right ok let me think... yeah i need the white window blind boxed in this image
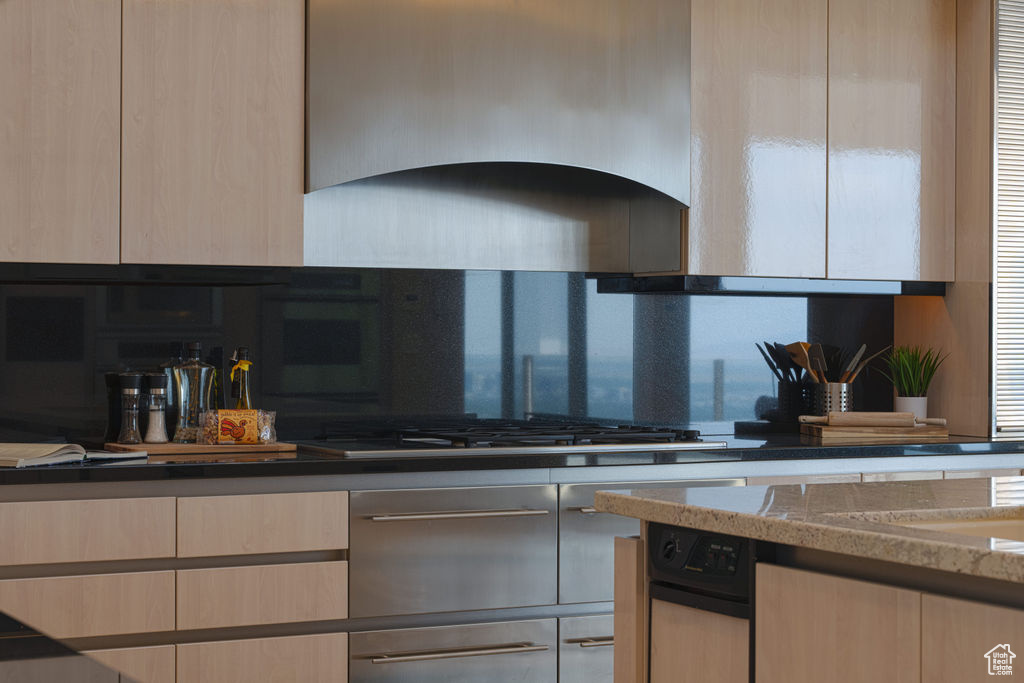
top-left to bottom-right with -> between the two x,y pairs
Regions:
995,0 -> 1024,432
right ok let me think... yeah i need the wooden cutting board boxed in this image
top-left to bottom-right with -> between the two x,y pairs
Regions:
104,442 -> 297,455
800,423 -> 949,444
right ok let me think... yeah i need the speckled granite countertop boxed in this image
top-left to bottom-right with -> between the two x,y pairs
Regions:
595,477 -> 1024,583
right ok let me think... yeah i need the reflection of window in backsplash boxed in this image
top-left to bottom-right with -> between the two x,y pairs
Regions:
0,267 -> 894,442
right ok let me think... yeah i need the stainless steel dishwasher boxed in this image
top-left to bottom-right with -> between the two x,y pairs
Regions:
349,485 -> 558,617
559,478 -> 745,603
349,618 -> 557,682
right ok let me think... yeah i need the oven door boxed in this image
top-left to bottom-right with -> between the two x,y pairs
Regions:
349,485 -> 557,617
350,618 -> 557,683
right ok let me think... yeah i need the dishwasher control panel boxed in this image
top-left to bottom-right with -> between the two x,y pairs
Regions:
648,522 -> 753,601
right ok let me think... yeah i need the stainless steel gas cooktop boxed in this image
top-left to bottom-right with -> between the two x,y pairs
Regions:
301,418 -> 729,459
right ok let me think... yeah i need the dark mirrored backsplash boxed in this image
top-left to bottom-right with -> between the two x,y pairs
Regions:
0,267 -> 894,442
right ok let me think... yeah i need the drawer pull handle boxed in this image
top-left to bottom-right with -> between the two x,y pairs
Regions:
574,637 -> 615,648
370,508 -> 550,522
572,506 -> 600,514
370,642 -> 549,663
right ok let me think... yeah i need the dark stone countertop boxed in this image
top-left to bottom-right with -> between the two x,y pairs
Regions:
0,433 -> 1021,485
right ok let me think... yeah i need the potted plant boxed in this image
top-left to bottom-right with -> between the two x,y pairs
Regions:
882,346 -> 948,419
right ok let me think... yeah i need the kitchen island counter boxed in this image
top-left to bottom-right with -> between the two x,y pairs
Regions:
595,477 -> 1024,583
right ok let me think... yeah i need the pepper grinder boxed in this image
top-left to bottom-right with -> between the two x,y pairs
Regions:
117,373 -> 144,445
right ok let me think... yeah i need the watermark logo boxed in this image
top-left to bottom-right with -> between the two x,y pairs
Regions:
985,644 -> 1016,676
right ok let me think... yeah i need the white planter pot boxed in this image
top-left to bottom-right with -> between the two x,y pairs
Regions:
894,396 -> 928,421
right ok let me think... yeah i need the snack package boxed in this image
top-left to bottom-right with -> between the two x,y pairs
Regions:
199,409 -> 277,445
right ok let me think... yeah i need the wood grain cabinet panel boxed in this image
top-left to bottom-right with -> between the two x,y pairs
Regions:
650,599 -> 748,683
922,594 -> 1024,682
613,536 -> 645,683
176,632 -> 348,683
755,564 -> 921,683
176,561 -> 348,630
121,0 -> 304,266
827,0 -> 955,280
0,497 -> 175,566
687,0 -> 827,277
85,645 -> 176,683
177,491 -> 348,557
0,0 -> 120,264
0,571 -> 175,638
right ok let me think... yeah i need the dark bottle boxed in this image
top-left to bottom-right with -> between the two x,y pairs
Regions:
230,347 -> 253,409
117,373 -> 144,445
207,345 -> 225,411
172,342 -> 214,443
104,372 -> 122,443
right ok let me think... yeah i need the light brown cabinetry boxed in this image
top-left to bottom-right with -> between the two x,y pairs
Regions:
177,491 -> 348,557
687,0 -> 827,277
0,0 -> 121,264
922,594 -> 1024,682
827,0 -> 955,280
680,0 -> 954,281
0,571 -> 176,639
0,491 -> 350,682
176,632 -> 348,683
613,536 -> 646,683
755,563 -> 921,683
120,0 -> 304,266
650,599 -> 748,683
85,645 -> 176,683
176,560 -> 348,630
0,497 -> 175,565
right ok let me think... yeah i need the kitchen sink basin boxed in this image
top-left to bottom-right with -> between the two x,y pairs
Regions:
890,515 -> 1024,543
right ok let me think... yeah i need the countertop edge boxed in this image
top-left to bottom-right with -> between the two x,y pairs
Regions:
593,490 -> 1024,584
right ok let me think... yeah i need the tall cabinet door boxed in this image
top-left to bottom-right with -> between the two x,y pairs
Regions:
121,0 -> 304,266
827,0 -> 955,280
687,0 -> 827,277
0,0 -> 120,264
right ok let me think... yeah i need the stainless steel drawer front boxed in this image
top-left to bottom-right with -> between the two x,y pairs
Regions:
351,618 -> 557,683
350,485 -> 557,617
558,479 -> 744,604
560,614 -> 614,683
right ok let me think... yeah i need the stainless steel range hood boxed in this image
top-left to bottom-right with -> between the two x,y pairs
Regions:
305,0 -> 691,273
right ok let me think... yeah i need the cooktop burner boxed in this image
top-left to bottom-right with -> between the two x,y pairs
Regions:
395,424 -> 702,449
307,417 -> 727,458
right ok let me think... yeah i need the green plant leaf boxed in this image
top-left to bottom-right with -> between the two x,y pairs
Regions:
881,346 -> 948,397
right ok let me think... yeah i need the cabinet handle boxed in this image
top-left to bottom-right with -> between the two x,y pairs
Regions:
571,506 -> 600,514
370,642 -> 549,663
573,637 -> 615,648
369,508 -> 550,522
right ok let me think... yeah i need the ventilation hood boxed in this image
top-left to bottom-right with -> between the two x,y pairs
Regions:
305,0 -> 691,273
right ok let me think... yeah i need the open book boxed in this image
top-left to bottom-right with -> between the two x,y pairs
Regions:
0,443 -> 147,468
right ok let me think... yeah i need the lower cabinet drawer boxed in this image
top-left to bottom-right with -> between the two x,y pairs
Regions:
176,561 -> 348,629
176,632 -> 348,683
349,618 -> 557,683
0,571 -> 175,638
84,645 -> 175,683
559,614 -> 614,683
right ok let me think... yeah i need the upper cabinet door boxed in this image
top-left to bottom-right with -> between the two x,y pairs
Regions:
0,0 -> 120,264
121,0 -> 304,266
828,0 -> 955,281
687,0 -> 827,277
